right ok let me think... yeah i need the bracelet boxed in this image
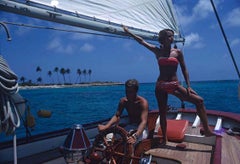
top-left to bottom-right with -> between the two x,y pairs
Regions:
132,133 -> 138,140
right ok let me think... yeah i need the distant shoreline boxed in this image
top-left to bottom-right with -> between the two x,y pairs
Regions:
19,82 -> 123,90
18,79 -> 238,90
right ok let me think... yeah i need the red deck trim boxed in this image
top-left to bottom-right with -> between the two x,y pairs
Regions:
213,136 -> 222,164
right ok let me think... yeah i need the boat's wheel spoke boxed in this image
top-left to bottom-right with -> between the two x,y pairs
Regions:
88,126 -> 133,163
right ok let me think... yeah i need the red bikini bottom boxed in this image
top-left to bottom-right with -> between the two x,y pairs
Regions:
156,81 -> 179,93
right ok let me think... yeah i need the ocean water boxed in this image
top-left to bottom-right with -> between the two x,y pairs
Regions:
1,80 -> 239,142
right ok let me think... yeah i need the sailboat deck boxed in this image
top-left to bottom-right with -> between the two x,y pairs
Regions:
221,132 -> 240,164
145,126 -> 213,164
146,141 -> 213,164
13,125 -> 240,164
146,126 -> 240,164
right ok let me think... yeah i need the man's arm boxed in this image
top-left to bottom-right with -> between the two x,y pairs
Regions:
98,115 -> 119,131
98,98 -> 125,131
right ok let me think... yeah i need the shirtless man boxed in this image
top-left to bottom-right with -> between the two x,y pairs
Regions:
98,79 -> 149,144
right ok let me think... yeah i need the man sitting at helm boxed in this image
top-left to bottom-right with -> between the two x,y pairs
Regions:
98,79 -> 149,144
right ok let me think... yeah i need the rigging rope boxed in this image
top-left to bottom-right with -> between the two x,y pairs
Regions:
210,0 -> 240,100
210,0 -> 240,79
3,21 -> 128,39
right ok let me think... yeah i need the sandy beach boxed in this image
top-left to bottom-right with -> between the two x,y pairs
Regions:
19,82 -> 123,90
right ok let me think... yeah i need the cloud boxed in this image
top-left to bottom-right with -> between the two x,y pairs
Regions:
80,43 -> 94,52
225,7 -> 240,27
192,0 -> 213,19
46,28 -> 94,54
174,5 -> 194,28
47,37 -> 74,54
231,38 -> 240,47
48,38 -> 61,50
175,0 -> 215,28
174,0 -> 222,49
185,33 -> 200,45
184,33 -> 204,48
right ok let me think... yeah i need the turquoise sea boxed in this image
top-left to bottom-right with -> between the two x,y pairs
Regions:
1,80 -> 240,142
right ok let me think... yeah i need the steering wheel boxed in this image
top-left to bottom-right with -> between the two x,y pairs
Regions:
88,125 -> 135,164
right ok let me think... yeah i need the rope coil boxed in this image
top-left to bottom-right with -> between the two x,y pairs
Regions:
0,55 -> 21,135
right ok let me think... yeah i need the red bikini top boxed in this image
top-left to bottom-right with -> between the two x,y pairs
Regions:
158,57 -> 179,66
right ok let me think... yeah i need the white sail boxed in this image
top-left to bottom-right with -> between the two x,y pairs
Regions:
0,0 -> 184,42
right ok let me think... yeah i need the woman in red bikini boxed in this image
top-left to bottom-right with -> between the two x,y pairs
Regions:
123,26 -> 215,145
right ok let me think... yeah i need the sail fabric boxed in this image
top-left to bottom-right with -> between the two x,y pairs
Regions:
29,0 -> 181,40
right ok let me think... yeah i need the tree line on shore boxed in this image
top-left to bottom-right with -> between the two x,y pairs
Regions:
19,66 -> 92,86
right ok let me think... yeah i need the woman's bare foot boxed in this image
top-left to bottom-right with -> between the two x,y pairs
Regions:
152,138 -> 168,148
200,128 -> 222,137
152,141 -> 167,148
204,131 -> 216,137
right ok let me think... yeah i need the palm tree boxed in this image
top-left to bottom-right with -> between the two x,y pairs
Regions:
60,68 -> 66,84
28,80 -> 32,85
36,66 -> 42,83
37,77 -> 42,85
65,68 -> 71,84
48,70 -> 54,84
88,69 -> 92,82
83,69 -> 87,83
76,69 -> 82,84
54,67 -> 60,84
36,66 -> 42,73
20,76 -> 26,84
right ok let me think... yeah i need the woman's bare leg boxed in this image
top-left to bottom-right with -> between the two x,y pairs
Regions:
194,100 -> 214,136
155,89 -> 168,144
173,86 -> 215,136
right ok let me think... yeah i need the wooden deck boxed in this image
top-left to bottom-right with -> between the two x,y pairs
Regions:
146,141 -> 213,164
221,133 -> 240,164
146,125 -> 240,164
145,126 -> 214,164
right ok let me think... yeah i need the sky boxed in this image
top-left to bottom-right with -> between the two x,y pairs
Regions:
0,0 -> 240,84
